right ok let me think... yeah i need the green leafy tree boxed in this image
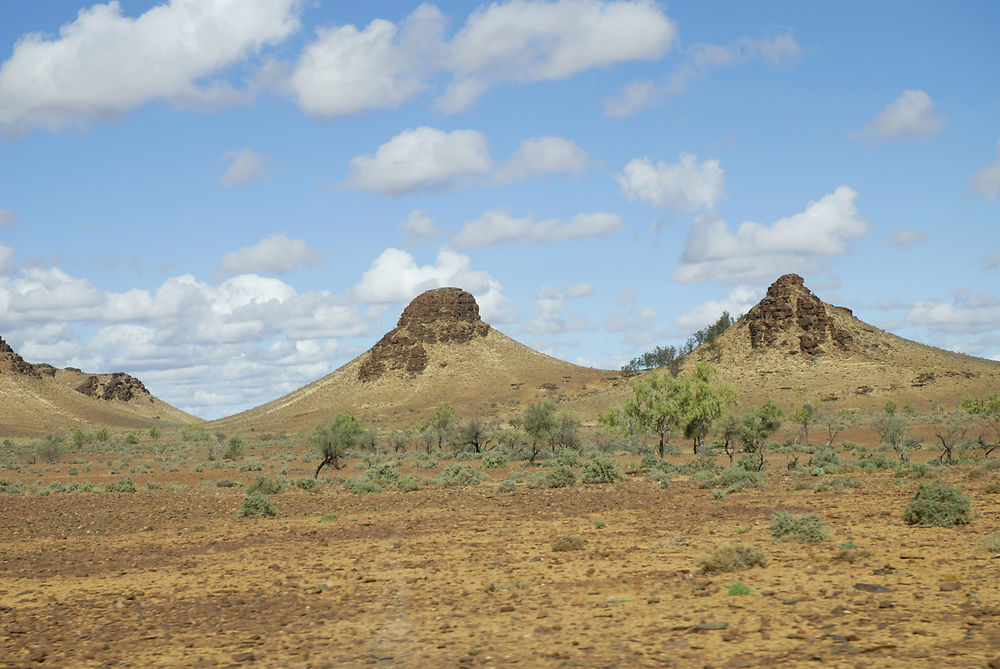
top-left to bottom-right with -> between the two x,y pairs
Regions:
622,312 -> 737,374
523,401 -> 557,465
962,390 -> 1000,457
70,427 -> 85,452
148,426 -> 161,440
95,427 -> 110,443
790,402 -> 818,445
736,399 -> 784,471
181,423 -> 208,443
600,372 -> 684,459
459,416 -> 493,453
680,362 -> 738,454
389,429 -> 411,454
312,413 -> 364,478
421,403 -> 456,450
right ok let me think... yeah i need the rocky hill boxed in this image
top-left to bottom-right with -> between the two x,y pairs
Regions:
0,335 -> 197,436
682,274 -> 1000,410
215,287 -> 618,433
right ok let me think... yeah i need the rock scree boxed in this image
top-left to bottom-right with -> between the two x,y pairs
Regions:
744,274 -> 857,356
358,287 -> 491,382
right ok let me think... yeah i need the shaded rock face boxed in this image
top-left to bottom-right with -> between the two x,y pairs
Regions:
75,372 -> 151,402
745,274 -> 856,356
0,336 -> 41,377
359,287 -> 490,382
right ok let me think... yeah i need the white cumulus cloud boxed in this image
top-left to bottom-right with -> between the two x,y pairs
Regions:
604,32 -> 800,117
288,4 -> 446,118
850,89 -> 945,142
454,209 -> 623,248
342,126 -> 493,195
906,290 -> 1000,335
615,154 -> 725,211
673,286 -> 760,332
220,148 -> 267,187
0,0 -> 302,134
216,233 -> 323,278
439,0 -> 677,113
494,136 -> 588,184
0,243 -> 18,276
970,139 -> 1000,200
400,210 -> 444,247
525,284 -> 592,334
673,186 -> 869,283
349,247 -> 511,322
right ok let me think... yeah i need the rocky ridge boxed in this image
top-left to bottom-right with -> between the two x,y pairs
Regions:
743,274 -> 857,356
358,287 -> 491,382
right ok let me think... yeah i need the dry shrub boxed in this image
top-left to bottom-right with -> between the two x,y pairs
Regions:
697,542 -> 767,572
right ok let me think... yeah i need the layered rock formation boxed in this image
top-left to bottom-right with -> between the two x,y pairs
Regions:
744,274 -> 857,356
358,287 -> 491,382
75,372 -> 151,402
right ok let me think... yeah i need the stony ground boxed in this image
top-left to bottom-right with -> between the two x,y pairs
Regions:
2,451 -> 999,668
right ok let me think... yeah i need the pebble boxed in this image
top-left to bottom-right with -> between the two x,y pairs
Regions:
853,583 -> 890,593
938,582 -> 961,592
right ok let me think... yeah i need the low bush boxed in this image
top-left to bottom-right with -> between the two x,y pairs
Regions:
481,452 -> 508,469
105,478 -> 136,493
697,543 -> 766,572
581,457 -> 624,484
247,475 -> 289,496
555,449 -> 583,468
0,478 -> 26,494
808,446 -> 842,475
215,479 -> 240,488
438,464 -> 485,487
238,492 -> 276,518
396,475 -> 421,492
855,453 -> 892,471
544,463 -> 577,488
833,541 -> 871,563
727,582 -> 752,596
367,462 -> 400,483
551,534 -> 585,552
344,477 -> 383,494
496,479 -> 517,493
715,468 -> 763,489
770,511 -> 830,542
902,483 -> 972,527
295,478 -> 317,492
239,461 -> 264,472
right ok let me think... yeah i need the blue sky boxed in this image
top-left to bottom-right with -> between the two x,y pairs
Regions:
1,0 -> 998,420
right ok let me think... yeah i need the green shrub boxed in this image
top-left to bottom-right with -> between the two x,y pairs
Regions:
396,475 -> 421,492
344,477 -> 383,494
711,489 -> 725,500
727,583 -> 752,596
551,534 -> 585,551
105,478 -> 136,493
770,511 -> 830,542
897,461 -> 934,479
496,479 -> 517,493
716,468 -> 763,489
66,480 -> 97,492
223,436 -> 245,460
438,464 -> 485,487
240,461 -> 264,472
295,478 -> 317,492
581,457 -> 624,484
366,462 -> 400,483
544,463 -> 577,488
902,483 -> 972,527
855,453 -> 892,471
215,479 -> 240,488
238,492 -> 276,518
40,481 -> 67,495
481,452 -> 508,469
697,543 -> 767,572
556,449 -> 583,467
247,475 -> 289,496
808,446 -> 842,475
0,479 -> 26,494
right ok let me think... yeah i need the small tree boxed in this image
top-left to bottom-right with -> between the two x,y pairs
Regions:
736,399 -> 783,471
389,429 -> 411,454
522,401 -> 556,465
148,426 -> 161,440
680,362 -> 737,454
181,423 -> 208,443
95,427 -> 110,443
962,390 -> 1000,458
790,403 -> 817,446
459,417 -> 492,453
601,372 -> 683,459
931,410 -> 968,463
312,412 -> 364,478
821,408 -> 854,447
872,413 -> 912,465
421,403 -> 456,451
70,427 -> 85,452
553,409 -> 582,451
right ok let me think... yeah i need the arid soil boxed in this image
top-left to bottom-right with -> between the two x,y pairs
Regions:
2,449 -> 999,668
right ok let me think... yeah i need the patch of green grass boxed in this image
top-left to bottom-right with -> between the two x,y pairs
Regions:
726,582 -> 752,596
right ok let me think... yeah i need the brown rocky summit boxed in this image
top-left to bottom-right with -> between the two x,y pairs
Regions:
357,287 -> 491,382
744,273 -> 856,356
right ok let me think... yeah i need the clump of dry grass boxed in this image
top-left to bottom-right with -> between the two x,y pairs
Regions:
551,534 -> 585,552
697,542 -> 767,572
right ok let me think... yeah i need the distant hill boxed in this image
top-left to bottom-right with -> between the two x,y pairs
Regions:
680,274 -> 1000,411
0,336 -> 197,436
214,287 -> 618,433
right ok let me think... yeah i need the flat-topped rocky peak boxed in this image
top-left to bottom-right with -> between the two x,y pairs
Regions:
358,288 -> 491,382
744,274 -> 857,356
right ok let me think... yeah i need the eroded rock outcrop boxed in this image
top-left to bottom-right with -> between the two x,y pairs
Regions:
0,336 -> 41,377
358,287 -> 490,382
745,274 -> 856,356
75,372 -> 151,402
